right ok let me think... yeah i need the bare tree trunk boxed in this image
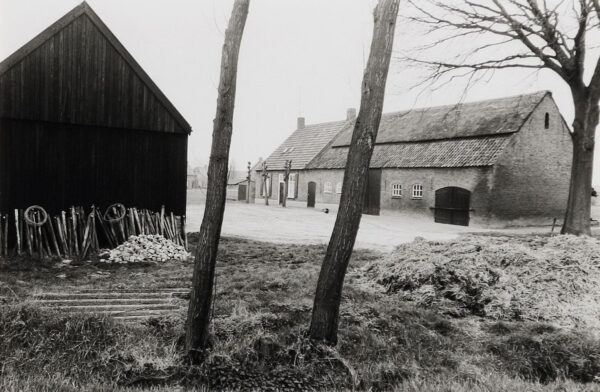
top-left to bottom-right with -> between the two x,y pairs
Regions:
264,177 -> 269,205
186,0 -> 249,364
309,0 -> 399,345
562,91 -> 599,235
282,178 -> 288,207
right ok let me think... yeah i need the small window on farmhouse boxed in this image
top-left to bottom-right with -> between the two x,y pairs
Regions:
335,182 -> 342,194
411,184 -> 423,199
544,112 -> 550,129
324,182 -> 333,193
288,174 -> 296,199
391,184 -> 402,198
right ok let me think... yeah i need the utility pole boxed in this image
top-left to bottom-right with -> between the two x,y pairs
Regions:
246,161 -> 251,203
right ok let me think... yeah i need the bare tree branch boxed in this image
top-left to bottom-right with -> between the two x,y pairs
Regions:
403,0 -> 600,235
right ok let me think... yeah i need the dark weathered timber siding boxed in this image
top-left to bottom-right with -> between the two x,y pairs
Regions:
0,4 -> 190,217
0,13 -> 187,133
0,119 -> 187,215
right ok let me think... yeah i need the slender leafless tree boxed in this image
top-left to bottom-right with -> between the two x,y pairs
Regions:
186,0 -> 249,363
261,161 -> 270,205
403,0 -> 600,235
281,160 -> 292,207
309,0 -> 400,345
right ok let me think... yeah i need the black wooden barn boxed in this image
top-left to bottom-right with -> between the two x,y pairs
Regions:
0,2 -> 191,216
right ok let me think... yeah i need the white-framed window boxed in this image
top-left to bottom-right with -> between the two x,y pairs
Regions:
278,173 -> 284,183
324,181 -> 333,193
288,173 -> 296,199
411,184 -> 423,199
391,184 -> 402,198
335,182 -> 342,194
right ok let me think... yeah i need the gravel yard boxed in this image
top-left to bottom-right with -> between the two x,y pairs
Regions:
186,189 -> 600,251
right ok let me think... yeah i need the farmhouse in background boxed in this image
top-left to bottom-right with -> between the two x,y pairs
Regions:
0,2 -> 191,215
256,91 -> 573,226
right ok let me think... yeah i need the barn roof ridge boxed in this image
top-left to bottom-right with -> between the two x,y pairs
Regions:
372,90 -> 550,121
330,90 -> 550,146
0,2 -> 192,133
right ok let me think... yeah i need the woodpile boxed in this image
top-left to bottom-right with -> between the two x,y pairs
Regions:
0,204 -> 187,260
103,234 -> 190,263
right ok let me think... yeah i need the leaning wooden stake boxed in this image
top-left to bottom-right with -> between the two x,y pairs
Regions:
55,217 -> 68,257
14,210 -> 21,256
0,215 -> 3,258
47,218 -> 61,258
309,0 -> 399,345
186,0 -> 249,364
3,215 -> 7,257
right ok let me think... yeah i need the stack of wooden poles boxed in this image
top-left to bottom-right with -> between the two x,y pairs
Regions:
3,205 -> 186,260
101,205 -> 187,249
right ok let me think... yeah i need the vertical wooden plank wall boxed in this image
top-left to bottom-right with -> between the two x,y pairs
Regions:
0,11 -> 190,217
0,119 -> 187,215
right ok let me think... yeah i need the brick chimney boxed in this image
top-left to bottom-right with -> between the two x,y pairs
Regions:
297,117 -> 305,129
346,108 -> 357,120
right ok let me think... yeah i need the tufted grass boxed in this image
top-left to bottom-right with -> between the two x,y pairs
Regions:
2,234 -> 600,390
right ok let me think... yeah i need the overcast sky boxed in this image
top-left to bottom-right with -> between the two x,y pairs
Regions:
1,0 -> 598,186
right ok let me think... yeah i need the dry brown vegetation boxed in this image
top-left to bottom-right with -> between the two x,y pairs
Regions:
2,234 -> 600,391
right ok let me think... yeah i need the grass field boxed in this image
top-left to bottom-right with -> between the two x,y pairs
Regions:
2,233 -> 600,391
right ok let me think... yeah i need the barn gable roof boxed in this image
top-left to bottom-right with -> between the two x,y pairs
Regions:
0,2 -> 191,134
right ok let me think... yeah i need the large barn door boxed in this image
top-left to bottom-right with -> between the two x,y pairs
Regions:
434,187 -> 470,226
363,169 -> 381,216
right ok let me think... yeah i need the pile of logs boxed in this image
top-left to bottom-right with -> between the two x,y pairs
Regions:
1,204 -> 186,260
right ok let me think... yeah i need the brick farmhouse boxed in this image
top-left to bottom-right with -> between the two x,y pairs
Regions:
255,91 -> 573,226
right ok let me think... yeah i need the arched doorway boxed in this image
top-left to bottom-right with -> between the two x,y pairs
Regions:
434,187 -> 471,226
307,181 -> 316,208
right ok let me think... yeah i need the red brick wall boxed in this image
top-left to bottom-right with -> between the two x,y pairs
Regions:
380,167 -> 493,222
487,95 -> 572,223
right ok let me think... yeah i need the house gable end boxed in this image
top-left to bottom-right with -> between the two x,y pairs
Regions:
487,94 -> 573,220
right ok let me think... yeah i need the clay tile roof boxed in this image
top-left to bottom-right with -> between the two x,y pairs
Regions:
263,120 -> 353,170
331,91 -> 549,146
266,91 -> 550,171
307,134 -> 514,169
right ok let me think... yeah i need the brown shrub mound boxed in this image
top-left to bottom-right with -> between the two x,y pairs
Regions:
364,235 -> 600,329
